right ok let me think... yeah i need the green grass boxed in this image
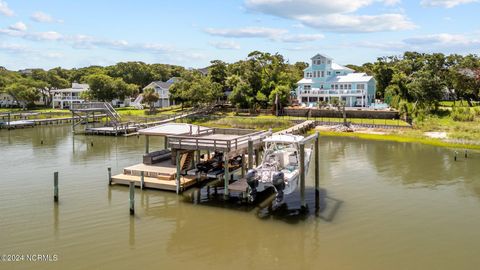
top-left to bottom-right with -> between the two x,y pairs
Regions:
319,130 -> 480,150
188,116 -> 292,132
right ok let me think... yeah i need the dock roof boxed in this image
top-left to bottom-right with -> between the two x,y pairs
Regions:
139,123 -> 210,136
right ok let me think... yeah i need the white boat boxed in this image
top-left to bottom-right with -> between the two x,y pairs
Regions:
246,134 -> 313,203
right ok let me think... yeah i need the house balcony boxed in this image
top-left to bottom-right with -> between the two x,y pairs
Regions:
299,89 -> 365,96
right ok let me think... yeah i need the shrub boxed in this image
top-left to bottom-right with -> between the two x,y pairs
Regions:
451,107 -> 475,121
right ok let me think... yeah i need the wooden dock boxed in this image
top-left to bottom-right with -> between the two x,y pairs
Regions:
111,161 -> 203,191
273,120 -> 315,135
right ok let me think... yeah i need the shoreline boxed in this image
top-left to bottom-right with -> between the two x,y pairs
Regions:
316,127 -> 480,150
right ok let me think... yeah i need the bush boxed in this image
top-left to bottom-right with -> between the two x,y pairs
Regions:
452,107 -> 475,121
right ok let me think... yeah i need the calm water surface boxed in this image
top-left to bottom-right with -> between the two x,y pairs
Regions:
1,125 -> 480,270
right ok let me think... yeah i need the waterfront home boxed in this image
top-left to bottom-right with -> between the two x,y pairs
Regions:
1,91 -> 47,108
51,83 -> 89,109
296,54 -> 376,107
143,78 -> 178,108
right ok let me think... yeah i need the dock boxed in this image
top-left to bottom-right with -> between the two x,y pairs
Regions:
110,123 -> 270,193
274,120 -> 315,135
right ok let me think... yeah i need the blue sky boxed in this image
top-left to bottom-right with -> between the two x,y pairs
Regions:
0,0 -> 479,70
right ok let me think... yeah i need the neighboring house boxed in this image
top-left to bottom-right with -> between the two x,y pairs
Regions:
0,92 -> 17,108
296,54 -> 376,107
0,91 -> 47,108
143,78 -> 178,108
51,83 -> 89,109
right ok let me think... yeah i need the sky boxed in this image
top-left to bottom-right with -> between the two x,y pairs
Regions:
0,0 -> 479,70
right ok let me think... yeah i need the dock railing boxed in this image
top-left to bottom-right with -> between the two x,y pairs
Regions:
168,130 -> 270,152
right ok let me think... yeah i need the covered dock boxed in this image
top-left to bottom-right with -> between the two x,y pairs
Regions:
111,123 -> 271,193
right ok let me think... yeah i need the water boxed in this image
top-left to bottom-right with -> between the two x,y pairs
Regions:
1,125 -> 480,270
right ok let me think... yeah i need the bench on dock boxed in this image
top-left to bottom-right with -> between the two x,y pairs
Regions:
143,149 -> 172,165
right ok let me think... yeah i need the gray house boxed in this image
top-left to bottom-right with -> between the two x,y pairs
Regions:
143,78 -> 178,108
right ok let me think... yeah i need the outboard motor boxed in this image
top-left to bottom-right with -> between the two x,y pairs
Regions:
246,169 -> 258,202
272,171 -> 285,202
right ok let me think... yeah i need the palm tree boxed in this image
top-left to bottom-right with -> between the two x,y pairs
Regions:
142,87 -> 159,114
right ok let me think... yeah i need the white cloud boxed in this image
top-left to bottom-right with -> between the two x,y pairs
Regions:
420,0 -> 478,8
403,33 -> 480,48
8,22 -> 27,32
244,0 -> 415,32
357,33 -> 480,53
279,33 -> 324,42
0,43 -> 30,53
299,13 -> 415,32
209,40 -> 241,50
30,11 -> 63,23
204,26 -> 325,43
0,0 -> 14,16
28,31 -> 63,41
205,27 -> 288,38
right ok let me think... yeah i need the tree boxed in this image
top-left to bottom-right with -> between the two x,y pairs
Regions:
86,74 -> 137,102
142,87 -> 159,114
30,69 -> 70,106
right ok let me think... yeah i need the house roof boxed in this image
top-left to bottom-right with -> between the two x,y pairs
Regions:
326,73 -> 374,83
331,62 -> 354,71
297,78 -> 313,84
311,53 -> 333,60
145,78 -> 178,90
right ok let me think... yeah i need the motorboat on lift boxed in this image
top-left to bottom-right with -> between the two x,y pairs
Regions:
246,134 -> 313,203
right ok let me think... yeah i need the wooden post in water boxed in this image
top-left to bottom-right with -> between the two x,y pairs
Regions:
129,181 -> 135,215
7,112 -> 10,127
224,153 -> 230,198
465,150 -> 468,158
54,172 -> 59,203
454,151 -> 458,161
140,171 -> 145,190
254,149 -> 259,167
314,132 -> 320,210
164,137 -> 168,149
145,135 -> 150,154
108,167 -> 112,185
248,139 -> 253,170
299,142 -> 306,209
176,151 -> 181,194
241,152 -> 245,178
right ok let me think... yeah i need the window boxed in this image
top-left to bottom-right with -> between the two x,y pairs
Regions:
340,85 -> 344,90
304,85 -> 311,90
348,84 -> 352,90
327,60 -> 331,64
336,71 -> 340,74
327,71 -> 331,75
320,84 -> 324,89
321,71 -> 324,77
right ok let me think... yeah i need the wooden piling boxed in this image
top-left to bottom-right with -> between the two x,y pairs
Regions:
140,171 -> 145,190
108,167 -> 112,185
314,132 -> 320,210
176,151 -> 181,194
454,151 -> 458,161
299,142 -> 306,209
145,135 -> 150,154
129,181 -> 135,215
254,149 -> 259,167
224,153 -> 230,198
248,140 -> 253,170
465,150 -> 468,158
54,172 -> 59,202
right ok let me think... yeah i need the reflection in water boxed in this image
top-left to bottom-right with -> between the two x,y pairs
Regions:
129,216 -> 135,247
2,125 -> 480,269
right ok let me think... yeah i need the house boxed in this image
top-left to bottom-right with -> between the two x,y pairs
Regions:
296,54 -> 376,107
0,91 -> 47,108
51,83 -> 89,109
143,78 -> 178,108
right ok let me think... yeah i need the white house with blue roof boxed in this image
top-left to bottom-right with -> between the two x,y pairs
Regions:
296,54 -> 376,107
